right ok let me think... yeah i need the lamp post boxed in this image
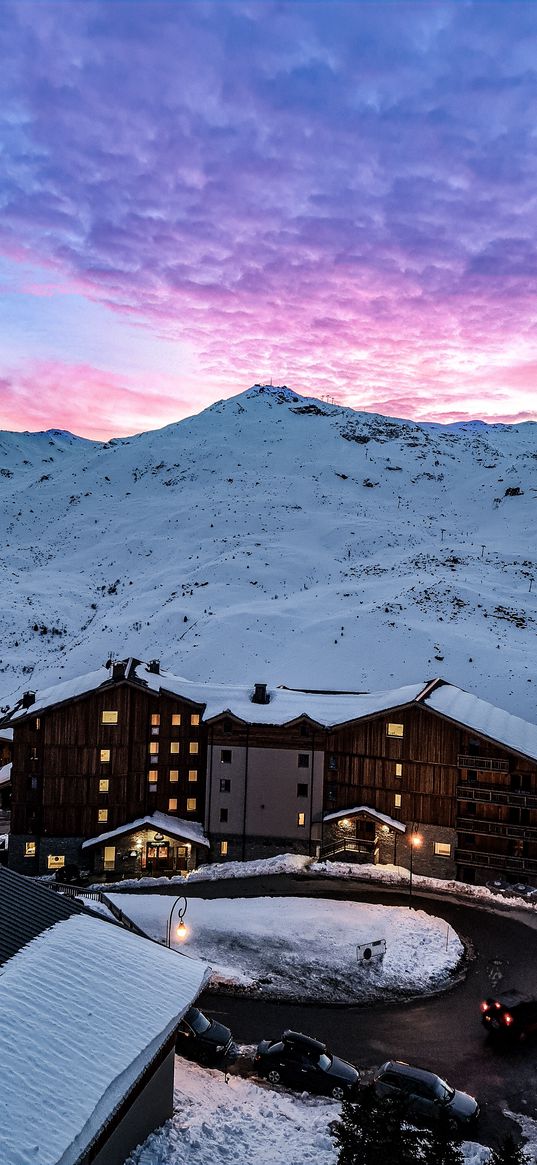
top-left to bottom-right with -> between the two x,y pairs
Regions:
166,895 -> 188,947
408,832 -> 422,906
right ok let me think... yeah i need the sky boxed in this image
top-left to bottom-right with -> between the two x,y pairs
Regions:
2,1 -> 537,439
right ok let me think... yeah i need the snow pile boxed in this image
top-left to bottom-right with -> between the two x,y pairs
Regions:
188,853 -> 311,882
109,895 -> 464,1003
126,1057 -> 489,1165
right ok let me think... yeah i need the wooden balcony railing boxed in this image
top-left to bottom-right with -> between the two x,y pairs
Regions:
457,755 -> 509,772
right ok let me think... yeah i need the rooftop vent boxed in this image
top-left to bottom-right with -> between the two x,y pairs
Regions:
22,691 -> 36,708
111,661 -> 127,682
252,683 -> 270,705
148,660 -> 160,675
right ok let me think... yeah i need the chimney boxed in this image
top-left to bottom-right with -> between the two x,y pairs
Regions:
252,683 -> 269,705
22,691 -> 36,708
148,660 -> 160,675
112,661 -> 126,682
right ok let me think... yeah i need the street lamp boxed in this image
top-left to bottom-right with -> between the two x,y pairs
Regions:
408,832 -> 422,906
166,895 -> 189,947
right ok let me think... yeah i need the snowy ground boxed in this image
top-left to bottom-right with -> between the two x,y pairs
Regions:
125,1057 -> 489,1165
109,894 -> 463,1003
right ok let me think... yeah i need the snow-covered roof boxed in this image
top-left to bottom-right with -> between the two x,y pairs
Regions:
4,663 -> 116,722
323,805 -> 406,833
424,683 -> 537,763
0,913 -> 210,1165
0,726 -> 13,741
0,762 -> 11,786
82,810 -> 210,850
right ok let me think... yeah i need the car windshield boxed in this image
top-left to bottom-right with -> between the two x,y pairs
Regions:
434,1079 -> 455,1103
318,1053 -> 332,1071
186,1008 -> 211,1034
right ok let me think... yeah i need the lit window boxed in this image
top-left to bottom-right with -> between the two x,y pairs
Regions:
297,812 -> 306,827
297,753 -> 310,768
24,841 -> 36,858
169,769 -> 179,783
148,769 -> 158,782
297,783 -> 308,797
220,807 -> 228,823
151,713 -> 161,727
189,741 -> 199,755
168,798 -> 178,812
102,710 -> 118,724
99,778 -> 109,793
172,713 -> 181,726
170,741 -> 180,754
47,854 -> 65,870
100,748 -> 110,763
220,749 -> 232,764
394,793 -> 402,808
191,713 -> 200,727
188,770 -> 198,783
395,763 -> 403,777
220,841 -> 228,856
187,797 -> 197,812
387,723 -> 404,737
98,809 -> 108,823
103,845 -> 115,871
35,718 -> 41,730
149,741 -> 159,755
220,778 -> 231,793
434,842 -> 452,858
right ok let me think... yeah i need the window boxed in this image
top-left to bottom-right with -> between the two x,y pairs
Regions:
394,793 -> 402,808
220,778 -> 231,793
30,747 -> 38,761
297,812 -> 306,827
149,741 -> 159,755
297,783 -> 308,797
395,763 -> 403,777
103,845 -> 115,871
434,842 -> 451,858
100,748 -> 110,763
169,769 -> 179,783
220,840 -> 228,856
328,755 -> 338,771
188,770 -> 198,783
148,769 -> 158,782
171,713 -> 181,726
298,753 -> 310,768
387,723 -> 404,737
102,710 -> 118,724
149,782 -> 157,793
189,741 -> 199,755
187,797 -> 197,812
24,840 -> 36,858
170,741 -> 180,754
151,713 -> 161,727
47,854 -> 65,870
190,713 -> 200,727
168,798 -> 178,812
27,775 -> 38,791
220,749 -> 232,764
220,808 -> 228,823
35,717 -> 41,730
98,809 -> 108,823
99,778 -> 109,793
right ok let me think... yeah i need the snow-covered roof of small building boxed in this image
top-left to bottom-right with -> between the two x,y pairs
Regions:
423,683 -> 537,763
0,762 -> 11,786
82,810 -> 210,850
0,726 -> 13,741
323,805 -> 406,833
0,913 -> 210,1165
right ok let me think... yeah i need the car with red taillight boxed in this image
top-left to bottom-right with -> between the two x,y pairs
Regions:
481,992 -> 537,1041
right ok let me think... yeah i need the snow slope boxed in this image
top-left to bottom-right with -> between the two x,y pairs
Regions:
0,385 -> 536,717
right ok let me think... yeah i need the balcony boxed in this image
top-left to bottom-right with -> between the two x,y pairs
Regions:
456,784 -> 537,809
457,816 -> 537,840
457,755 -> 509,772
455,848 -> 537,874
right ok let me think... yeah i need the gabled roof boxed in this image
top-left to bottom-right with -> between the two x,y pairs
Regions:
323,805 -> 406,833
82,810 -> 210,850
0,865 -> 84,968
0,910 -> 210,1165
423,681 -> 537,764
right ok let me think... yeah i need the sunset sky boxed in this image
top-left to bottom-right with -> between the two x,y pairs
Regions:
2,1 -> 537,439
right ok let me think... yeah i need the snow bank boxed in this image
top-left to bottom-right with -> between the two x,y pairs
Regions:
188,852 -> 311,882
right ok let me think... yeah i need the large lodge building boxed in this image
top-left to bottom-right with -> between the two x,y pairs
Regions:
2,658 -> 537,887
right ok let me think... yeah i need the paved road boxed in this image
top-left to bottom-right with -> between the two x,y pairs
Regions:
187,874 -> 537,1146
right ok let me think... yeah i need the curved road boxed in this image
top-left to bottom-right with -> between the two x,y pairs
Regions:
186,874 -> 537,1145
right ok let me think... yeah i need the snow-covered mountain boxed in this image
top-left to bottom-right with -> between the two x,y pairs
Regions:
1,384 -> 536,718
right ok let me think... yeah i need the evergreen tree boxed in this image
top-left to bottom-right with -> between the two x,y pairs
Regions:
329,1084 -> 423,1165
419,1109 -> 464,1165
489,1133 -> 531,1165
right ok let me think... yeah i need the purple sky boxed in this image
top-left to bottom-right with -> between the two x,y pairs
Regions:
2,1 -> 537,438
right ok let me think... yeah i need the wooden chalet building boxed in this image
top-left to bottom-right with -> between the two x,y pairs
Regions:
3,660 -> 537,886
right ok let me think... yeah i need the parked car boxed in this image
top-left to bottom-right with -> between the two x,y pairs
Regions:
481,992 -> 537,1041
374,1061 -> 479,1130
254,1029 -> 359,1099
175,1006 -> 235,1065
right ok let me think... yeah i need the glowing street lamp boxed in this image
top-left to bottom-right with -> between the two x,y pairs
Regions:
166,895 -> 189,947
408,832 -> 422,906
